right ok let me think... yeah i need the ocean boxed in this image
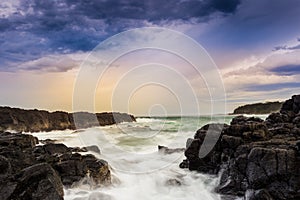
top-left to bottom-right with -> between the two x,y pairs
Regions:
31,115 -> 267,200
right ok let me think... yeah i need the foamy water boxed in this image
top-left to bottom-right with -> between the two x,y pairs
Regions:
32,116 -> 236,200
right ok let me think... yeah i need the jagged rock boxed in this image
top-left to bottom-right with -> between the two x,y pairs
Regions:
158,145 -> 185,154
181,94 -> 300,200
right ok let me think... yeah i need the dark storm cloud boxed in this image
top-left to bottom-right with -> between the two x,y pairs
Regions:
0,0 -> 241,71
271,64 -> 300,76
32,0 -> 240,36
4,0 -> 242,33
29,0 -> 241,22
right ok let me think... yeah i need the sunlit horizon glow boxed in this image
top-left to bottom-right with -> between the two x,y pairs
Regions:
0,0 -> 300,115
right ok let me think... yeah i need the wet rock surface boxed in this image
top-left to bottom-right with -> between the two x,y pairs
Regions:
0,107 -> 136,132
0,132 -> 111,200
181,95 -> 300,200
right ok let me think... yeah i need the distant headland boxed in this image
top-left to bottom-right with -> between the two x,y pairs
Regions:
232,101 -> 283,115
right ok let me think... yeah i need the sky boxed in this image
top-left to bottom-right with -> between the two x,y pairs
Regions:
0,0 -> 300,115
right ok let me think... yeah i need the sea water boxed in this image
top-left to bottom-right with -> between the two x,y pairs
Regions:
31,115 -> 267,200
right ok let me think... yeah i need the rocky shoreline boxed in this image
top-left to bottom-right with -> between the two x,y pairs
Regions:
1,96 -> 300,199
0,107 -> 136,132
0,131 -> 111,200
181,95 -> 300,200
0,107 -> 136,199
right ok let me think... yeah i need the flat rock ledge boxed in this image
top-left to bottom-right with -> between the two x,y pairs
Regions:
0,132 -> 111,200
0,106 -> 136,132
180,94 -> 300,200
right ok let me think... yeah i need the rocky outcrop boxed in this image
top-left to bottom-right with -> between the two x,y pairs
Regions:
158,145 -> 185,154
0,131 -> 111,200
232,101 -> 283,115
0,107 -> 136,132
181,95 -> 300,200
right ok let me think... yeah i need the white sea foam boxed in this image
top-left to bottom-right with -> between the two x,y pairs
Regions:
135,117 -> 164,123
32,116 -> 233,200
242,114 -> 269,120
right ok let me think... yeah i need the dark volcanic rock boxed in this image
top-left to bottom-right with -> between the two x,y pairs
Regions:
181,95 -> 300,200
0,132 -> 111,199
0,107 -> 136,132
